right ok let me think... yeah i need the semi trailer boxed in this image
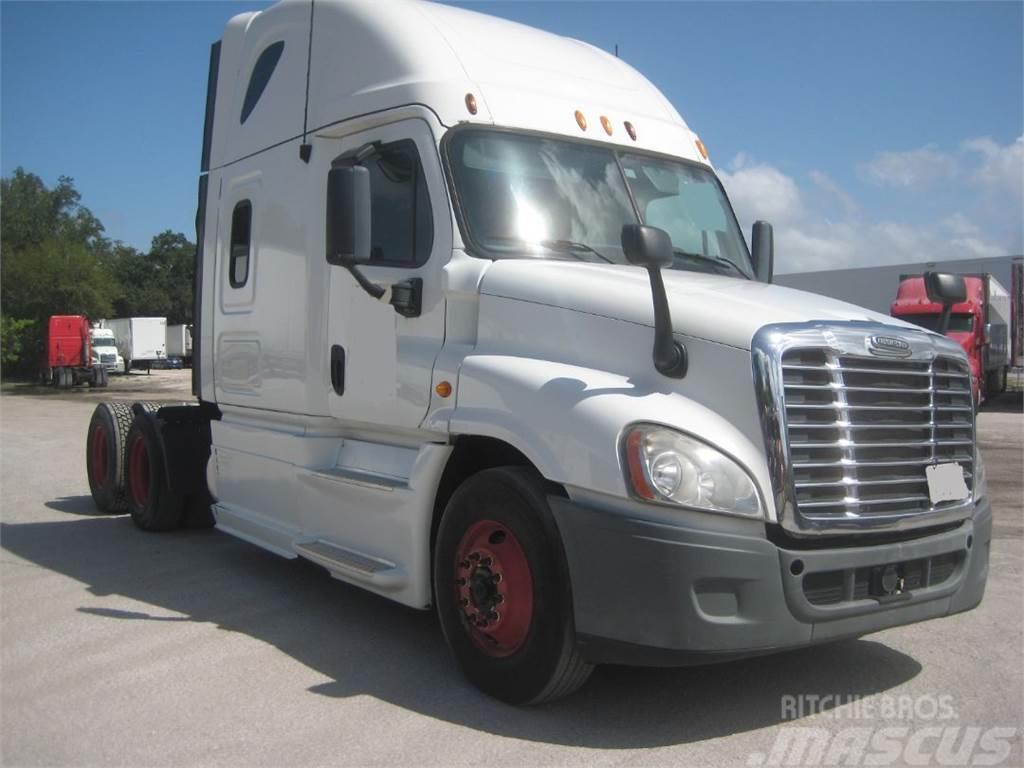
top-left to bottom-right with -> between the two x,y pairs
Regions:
102,317 -> 167,373
85,0 -> 990,704
891,273 -> 1011,403
165,324 -> 193,366
42,315 -> 109,388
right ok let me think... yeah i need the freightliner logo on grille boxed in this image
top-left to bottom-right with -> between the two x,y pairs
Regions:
867,335 -> 912,357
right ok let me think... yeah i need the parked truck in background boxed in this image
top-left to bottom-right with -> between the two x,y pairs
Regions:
165,324 -> 193,367
89,326 -> 125,374
42,315 -> 108,388
891,273 -> 1011,403
102,317 -> 167,374
84,0 -> 990,705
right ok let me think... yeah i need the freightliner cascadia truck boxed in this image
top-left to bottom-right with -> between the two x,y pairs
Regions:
84,0 -> 990,704
891,273 -> 1011,404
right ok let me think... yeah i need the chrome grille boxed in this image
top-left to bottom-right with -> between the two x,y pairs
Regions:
100,353 -> 116,363
781,349 -> 974,523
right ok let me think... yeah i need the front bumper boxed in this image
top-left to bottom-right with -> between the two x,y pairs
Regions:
550,495 -> 991,667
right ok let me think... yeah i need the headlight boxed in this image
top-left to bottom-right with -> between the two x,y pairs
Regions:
973,447 -> 988,503
622,424 -> 763,517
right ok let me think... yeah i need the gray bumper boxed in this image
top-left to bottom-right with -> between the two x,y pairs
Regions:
550,495 -> 991,667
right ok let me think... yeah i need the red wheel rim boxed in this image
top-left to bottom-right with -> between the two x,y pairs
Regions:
90,425 -> 108,489
455,520 -> 533,657
128,435 -> 150,506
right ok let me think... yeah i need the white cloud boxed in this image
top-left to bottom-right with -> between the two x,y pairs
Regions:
963,135 -> 1024,193
718,156 -> 803,225
718,148 -> 1017,274
859,145 -> 958,188
808,170 -> 860,218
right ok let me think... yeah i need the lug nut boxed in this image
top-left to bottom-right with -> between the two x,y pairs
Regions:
492,573 -> 502,583
495,594 -> 504,603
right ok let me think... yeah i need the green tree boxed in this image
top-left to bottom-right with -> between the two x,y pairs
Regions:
1,169 -> 115,374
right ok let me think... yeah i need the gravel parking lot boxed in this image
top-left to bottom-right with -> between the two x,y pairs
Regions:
1,376 -> 1021,767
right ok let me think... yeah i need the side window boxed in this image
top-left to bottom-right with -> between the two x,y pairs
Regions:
229,201 -> 252,288
366,142 -> 433,267
240,41 -> 284,124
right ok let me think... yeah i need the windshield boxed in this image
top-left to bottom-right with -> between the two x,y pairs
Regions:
92,338 -> 116,347
904,313 -> 975,334
446,129 -> 754,278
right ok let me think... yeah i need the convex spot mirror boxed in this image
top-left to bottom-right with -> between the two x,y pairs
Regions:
326,165 -> 371,265
924,272 -> 967,306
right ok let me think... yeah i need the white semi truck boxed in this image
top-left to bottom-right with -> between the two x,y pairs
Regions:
89,326 -> 124,373
85,0 -> 990,704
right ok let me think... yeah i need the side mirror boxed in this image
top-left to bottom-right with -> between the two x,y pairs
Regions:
326,165 -> 371,265
924,272 -> 967,305
924,271 -> 966,335
751,220 -> 774,283
620,224 -> 687,379
326,165 -> 383,299
621,224 -> 673,268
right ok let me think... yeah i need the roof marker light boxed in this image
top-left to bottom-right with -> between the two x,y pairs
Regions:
600,116 -> 613,136
465,93 -> 478,115
624,121 -> 637,141
575,110 -> 587,131
695,138 -> 709,160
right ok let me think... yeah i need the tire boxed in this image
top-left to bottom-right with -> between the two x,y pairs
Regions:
97,367 -> 109,388
125,415 -> 184,531
124,359 -> 131,375
86,402 -> 135,512
433,467 -> 592,705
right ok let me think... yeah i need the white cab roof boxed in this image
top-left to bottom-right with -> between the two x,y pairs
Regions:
210,0 -> 706,169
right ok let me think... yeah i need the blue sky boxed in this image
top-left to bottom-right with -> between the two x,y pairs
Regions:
2,1 -> 1021,272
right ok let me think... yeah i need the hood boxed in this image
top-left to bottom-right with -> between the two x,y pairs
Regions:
479,260 -> 911,350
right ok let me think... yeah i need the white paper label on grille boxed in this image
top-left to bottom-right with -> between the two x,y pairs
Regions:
926,462 -> 969,504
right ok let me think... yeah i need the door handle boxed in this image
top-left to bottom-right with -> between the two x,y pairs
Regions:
330,345 -> 345,395
390,278 -> 422,318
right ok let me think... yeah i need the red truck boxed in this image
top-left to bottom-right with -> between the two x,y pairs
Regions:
41,315 -> 109,389
891,274 -> 1010,403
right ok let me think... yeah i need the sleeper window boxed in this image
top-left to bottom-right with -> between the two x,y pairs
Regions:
229,201 -> 252,288
240,41 -> 284,124
366,142 -> 433,267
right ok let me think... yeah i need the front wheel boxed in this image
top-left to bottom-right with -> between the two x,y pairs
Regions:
433,467 -> 592,705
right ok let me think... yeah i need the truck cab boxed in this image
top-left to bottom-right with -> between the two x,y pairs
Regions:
87,0 -> 990,704
89,327 -> 124,373
891,274 -> 1011,402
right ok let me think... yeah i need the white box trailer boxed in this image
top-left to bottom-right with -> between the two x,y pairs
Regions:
165,324 -> 193,364
102,317 -> 167,373
83,0 -> 990,705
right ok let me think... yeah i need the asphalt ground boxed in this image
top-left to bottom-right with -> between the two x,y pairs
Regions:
1,372 -> 1021,767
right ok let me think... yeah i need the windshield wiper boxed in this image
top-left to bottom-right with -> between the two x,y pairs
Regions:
672,249 -> 745,276
540,239 -> 614,264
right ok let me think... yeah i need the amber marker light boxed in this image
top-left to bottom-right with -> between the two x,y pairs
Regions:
435,381 -> 453,398
600,116 -> 613,136
624,121 -> 637,141
575,110 -> 587,131
695,138 -> 709,160
465,93 -> 478,115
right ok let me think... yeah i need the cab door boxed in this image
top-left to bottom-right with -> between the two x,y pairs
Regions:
325,118 -> 449,432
